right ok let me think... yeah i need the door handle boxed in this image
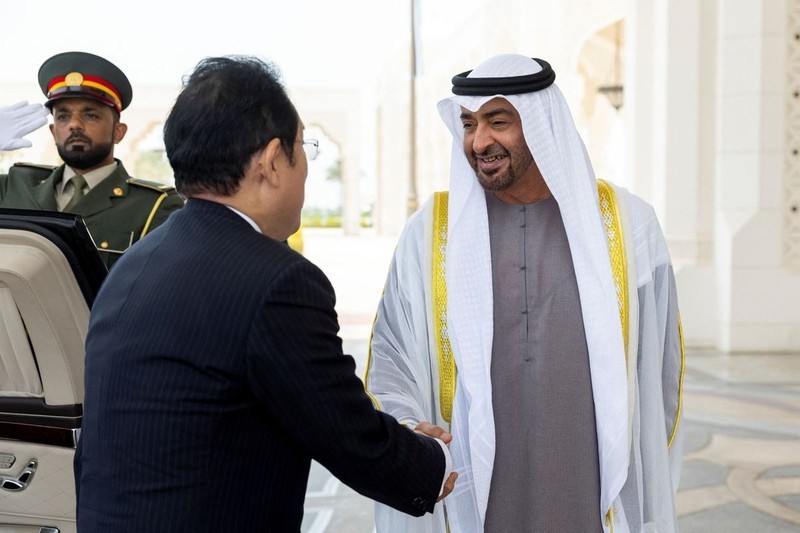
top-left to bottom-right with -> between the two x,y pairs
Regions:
0,459 -> 37,491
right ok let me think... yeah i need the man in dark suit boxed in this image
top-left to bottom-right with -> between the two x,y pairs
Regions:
0,51 -> 184,268
75,55 -> 456,532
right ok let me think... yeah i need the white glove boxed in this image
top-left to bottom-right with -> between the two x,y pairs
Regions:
0,101 -> 49,151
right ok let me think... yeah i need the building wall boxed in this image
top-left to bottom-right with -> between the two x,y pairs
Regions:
627,0 -> 800,351
712,0 -> 800,350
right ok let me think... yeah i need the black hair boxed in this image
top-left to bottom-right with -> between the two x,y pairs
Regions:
164,55 -> 299,196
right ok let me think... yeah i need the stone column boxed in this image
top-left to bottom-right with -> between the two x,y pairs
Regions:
626,0 -> 717,346
713,0 -> 800,350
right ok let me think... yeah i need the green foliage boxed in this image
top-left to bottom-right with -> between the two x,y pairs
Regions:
326,160 -> 342,182
301,208 -> 374,228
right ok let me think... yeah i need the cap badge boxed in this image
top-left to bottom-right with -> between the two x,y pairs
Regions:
64,72 -> 84,87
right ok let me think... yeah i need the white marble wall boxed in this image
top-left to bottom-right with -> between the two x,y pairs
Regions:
604,0 -> 800,350
626,0 -> 716,347
713,0 -> 800,351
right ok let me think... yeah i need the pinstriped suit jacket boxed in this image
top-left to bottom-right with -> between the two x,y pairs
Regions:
75,199 -> 444,532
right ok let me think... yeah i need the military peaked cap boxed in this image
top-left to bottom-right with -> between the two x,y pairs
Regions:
38,51 -> 132,113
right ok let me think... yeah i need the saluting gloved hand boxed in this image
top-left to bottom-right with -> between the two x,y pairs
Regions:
0,101 -> 49,151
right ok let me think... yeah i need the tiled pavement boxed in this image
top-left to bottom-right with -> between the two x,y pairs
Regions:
300,229 -> 800,532
677,351 -> 800,532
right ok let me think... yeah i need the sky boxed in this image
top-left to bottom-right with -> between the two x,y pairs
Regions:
1,0 -> 411,91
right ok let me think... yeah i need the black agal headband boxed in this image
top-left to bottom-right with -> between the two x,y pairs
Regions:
451,58 -> 556,96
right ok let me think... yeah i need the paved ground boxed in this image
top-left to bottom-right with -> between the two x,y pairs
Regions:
299,228 -> 800,532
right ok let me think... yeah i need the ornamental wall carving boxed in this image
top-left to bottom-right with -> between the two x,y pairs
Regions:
786,0 -> 800,269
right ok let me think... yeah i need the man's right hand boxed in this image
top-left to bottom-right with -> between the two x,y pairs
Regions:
437,469 -> 458,501
415,421 -> 458,501
0,101 -> 49,151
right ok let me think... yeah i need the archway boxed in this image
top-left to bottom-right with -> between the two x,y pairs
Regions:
576,18 -> 627,186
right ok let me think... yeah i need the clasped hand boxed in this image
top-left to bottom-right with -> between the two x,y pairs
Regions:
415,421 -> 458,501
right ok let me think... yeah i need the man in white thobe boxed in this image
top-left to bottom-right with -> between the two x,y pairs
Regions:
365,54 -> 684,532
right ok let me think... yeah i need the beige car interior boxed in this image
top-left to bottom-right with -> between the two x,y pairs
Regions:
0,226 -> 93,533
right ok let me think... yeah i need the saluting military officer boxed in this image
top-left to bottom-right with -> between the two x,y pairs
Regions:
0,51 -> 184,268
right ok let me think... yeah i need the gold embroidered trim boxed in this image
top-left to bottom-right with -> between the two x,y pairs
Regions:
432,182 -> 630,426
668,314 -> 686,449
433,191 -> 456,424
597,179 -> 629,365
605,506 -> 615,532
429,183 -> 662,529
363,309 -> 382,410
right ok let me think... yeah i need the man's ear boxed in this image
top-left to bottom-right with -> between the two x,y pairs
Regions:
258,137 -> 285,188
113,122 -> 128,144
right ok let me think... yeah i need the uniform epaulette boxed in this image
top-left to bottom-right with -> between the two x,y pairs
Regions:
12,162 -> 58,171
127,178 -> 176,192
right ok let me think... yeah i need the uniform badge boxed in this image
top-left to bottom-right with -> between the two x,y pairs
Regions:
64,72 -> 84,87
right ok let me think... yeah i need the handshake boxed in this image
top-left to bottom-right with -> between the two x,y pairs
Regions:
415,420 -> 459,501
0,101 -> 49,151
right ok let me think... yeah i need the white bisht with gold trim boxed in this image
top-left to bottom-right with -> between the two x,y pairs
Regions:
365,54 -> 684,533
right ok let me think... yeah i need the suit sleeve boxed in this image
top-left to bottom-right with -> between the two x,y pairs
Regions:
245,259 -> 445,516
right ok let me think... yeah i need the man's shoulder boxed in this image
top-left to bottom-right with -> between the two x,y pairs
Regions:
123,177 -> 184,212
10,162 -> 58,172
615,186 -> 658,228
597,179 -> 657,223
407,191 -> 443,232
126,177 -> 178,194
7,162 -> 58,180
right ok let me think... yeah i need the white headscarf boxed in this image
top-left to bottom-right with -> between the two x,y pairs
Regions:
436,54 -> 629,529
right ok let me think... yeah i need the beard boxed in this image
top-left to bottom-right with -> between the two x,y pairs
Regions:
469,143 -> 535,192
57,134 -> 114,171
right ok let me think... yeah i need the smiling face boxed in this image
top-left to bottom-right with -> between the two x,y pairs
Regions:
49,97 -> 126,172
460,97 -> 544,201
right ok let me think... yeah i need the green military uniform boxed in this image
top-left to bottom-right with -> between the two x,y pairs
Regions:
0,160 -> 183,268
0,50 -> 185,268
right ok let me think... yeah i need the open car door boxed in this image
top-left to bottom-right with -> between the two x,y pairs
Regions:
0,208 -> 106,533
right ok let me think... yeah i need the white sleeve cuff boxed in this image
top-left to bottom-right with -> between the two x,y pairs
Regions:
433,437 -> 453,496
